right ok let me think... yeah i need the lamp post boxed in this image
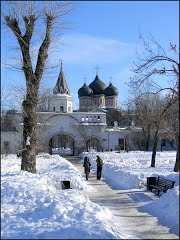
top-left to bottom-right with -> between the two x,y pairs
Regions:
107,130 -> 110,151
124,138 -> 126,152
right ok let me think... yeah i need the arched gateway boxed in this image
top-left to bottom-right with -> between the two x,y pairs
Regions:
86,137 -> 100,152
49,133 -> 74,155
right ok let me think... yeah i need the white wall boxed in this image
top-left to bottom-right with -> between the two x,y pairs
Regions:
49,95 -> 73,113
1,131 -> 22,154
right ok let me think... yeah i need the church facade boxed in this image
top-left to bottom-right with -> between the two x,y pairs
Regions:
78,73 -> 118,111
1,63 -> 174,156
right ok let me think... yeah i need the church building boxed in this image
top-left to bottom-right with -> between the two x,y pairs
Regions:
34,63 -> 124,155
78,71 -> 118,111
2,63 -> 172,156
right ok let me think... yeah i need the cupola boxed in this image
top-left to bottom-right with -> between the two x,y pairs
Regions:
104,83 -> 119,96
89,74 -> 107,95
78,83 -> 93,97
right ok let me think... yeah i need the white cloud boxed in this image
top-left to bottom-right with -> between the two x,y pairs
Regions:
48,33 -> 137,65
112,67 -> 133,85
1,33 -> 139,109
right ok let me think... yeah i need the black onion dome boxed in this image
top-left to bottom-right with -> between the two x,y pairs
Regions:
104,83 -> 119,96
78,83 -> 93,97
89,74 -> 107,95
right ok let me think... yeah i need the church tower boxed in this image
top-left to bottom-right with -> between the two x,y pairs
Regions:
49,62 -> 73,113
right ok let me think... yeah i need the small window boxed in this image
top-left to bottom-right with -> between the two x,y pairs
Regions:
4,141 -> 10,149
60,106 -> 64,112
93,116 -> 97,122
53,107 -> 55,111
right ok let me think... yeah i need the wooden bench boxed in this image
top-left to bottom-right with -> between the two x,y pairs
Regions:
147,176 -> 175,195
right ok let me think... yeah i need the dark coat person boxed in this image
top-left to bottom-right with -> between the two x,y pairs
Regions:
83,156 -> 91,180
96,155 -> 104,180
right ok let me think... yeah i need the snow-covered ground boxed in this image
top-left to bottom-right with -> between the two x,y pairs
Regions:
1,151 -> 179,239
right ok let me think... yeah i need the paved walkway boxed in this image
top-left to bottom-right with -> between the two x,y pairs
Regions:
66,156 -> 178,239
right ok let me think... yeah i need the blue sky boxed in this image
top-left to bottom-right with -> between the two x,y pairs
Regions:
1,1 -> 179,110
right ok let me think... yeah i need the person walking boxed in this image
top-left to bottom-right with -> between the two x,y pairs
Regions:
96,155 -> 104,180
83,156 -> 91,180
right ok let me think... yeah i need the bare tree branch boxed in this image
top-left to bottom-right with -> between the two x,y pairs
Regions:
2,1 -> 74,173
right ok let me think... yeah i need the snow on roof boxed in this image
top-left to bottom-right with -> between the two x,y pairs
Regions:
19,123 -> 50,126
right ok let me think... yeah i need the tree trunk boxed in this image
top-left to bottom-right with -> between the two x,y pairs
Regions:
151,129 -> 159,167
174,64 -> 180,172
145,134 -> 150,151
21,96 -> 37,173
174,140 -> 179,172
4,15 -> 53,173
142,126 -> 150,151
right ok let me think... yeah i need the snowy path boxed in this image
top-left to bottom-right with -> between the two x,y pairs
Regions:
66,156 -> 178,239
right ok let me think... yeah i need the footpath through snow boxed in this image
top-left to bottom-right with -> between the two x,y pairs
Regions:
1,152 -> 179,239
68,155 -> 179,239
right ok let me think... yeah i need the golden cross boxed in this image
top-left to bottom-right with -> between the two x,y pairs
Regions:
95,65 -> 100,75
83,77 -> 87,84
60,59 -> 62,69
109,76 -> 112,84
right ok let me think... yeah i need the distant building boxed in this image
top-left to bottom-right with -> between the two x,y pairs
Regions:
1,63 -> 176,155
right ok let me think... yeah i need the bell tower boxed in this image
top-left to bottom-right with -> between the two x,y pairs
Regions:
49,62 -> 73,113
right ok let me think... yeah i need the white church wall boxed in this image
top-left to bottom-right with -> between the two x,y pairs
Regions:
35,112 -> 107,154
49,95 -> 73,113
1,131 -> 22,154
72,112 -> 106,125
101,130 -> 128,151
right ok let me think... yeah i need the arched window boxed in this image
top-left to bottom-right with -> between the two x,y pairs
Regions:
53,107 -> 55,111
60,106 -> 64,112
86,137 -> 99,151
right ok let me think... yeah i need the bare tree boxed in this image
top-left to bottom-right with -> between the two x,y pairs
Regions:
163,95 -> 179,169
2,1 -> 74,173
1,85 -> 16,112
150,94 -> 176,167
134,93 -> 155,151
106,109 -> 122,127
129,34 -> 179,172
129,34 -> 179,94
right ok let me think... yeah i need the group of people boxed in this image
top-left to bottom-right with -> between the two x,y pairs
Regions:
83,155 -> 104,181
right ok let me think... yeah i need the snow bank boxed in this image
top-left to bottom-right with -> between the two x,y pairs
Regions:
1,154 -> 117,239
1,151 -> 179,238
80,150 -> 179,235
80,151 -> 179,190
